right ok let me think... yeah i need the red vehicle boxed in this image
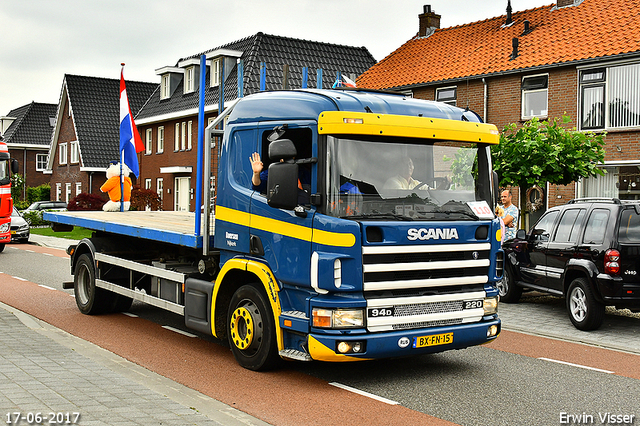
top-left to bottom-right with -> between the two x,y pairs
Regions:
0,138 -> 19,252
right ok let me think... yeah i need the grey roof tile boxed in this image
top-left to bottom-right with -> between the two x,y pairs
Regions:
136,32 -> 376,121
2,102 -> 57,146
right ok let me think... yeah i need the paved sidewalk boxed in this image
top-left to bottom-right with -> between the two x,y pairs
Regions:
0,302 -> 270,426
29,233 -> 79,251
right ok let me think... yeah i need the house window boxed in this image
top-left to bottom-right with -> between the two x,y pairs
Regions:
580,63 -> 640,130
211,59 -> 221,87
75,182 -> 82,196
181,122 -> 186,151
70,142 -> 79,164
157,178 -> 164,201
65,183 -> 71,203
59,143 -> 68,165
436,87 -> 457,105
187,121 -> 193,150
36,154 -> 48,171
521,75 -> 548,119
145,178 -> 152,190
161,74 -> 171,99
56,183 -> 61,201
157,126 -> 164,153
145,128 -> 152,154
184,67 -> 195,93
174,123 -> 180,151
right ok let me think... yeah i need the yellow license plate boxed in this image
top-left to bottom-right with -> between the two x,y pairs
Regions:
10,231 -> 16,235
413,332 -> 453,348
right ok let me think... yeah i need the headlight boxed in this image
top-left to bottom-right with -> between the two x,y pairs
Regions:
0,223 -> 9,233
483,297 -> 499,315
312,308 -> 364,328
19,225 -> 29,232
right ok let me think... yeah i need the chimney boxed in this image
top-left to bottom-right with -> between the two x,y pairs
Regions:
506,0 -> 513,25
419,5 -> 441,37
510,37 -> 519,60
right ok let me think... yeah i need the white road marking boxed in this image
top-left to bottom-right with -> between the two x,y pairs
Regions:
329,382 -> 399,405
121,312 -> 139,318
38,285 -> 56,290
162,325 -> 197,338
538,357 -> 614,374
12,276 -> 28,281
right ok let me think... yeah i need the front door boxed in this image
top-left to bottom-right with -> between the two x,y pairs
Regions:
174,177 -> 191,211
519,210 -> 559,288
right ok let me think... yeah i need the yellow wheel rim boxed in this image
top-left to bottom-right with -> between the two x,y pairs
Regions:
230,306 -> 254,350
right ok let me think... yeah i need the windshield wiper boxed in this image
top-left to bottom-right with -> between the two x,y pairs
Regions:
432,209 -> 479,220
342,212 -> 414,221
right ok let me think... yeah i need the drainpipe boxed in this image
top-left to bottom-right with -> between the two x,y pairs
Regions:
482,78 -> 488,123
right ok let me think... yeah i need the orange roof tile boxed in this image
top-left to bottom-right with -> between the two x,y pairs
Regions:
358,0 -> 640,89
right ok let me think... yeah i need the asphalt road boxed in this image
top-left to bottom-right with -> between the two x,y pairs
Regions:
1,241 -> 639,426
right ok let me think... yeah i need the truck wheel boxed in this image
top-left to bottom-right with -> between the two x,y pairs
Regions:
497,265 -> 522,303
227,284 -> 279,371
566,278 -> 604,331
74,254 -> 111,315
0,243 -> 4,253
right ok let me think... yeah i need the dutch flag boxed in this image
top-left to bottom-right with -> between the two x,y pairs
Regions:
119,66 -> 143,178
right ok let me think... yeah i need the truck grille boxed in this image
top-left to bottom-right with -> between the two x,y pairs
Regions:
363,243 -> 491,332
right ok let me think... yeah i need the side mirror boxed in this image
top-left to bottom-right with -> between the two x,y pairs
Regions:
11,159 -> 19,174
267,162 -> 298,210
269,139 -> 297,161
516,229 -> 526,239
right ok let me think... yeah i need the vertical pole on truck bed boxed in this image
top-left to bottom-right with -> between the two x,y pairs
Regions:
194,54 -> 207,236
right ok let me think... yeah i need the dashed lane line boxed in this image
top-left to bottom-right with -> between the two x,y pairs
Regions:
329,382 -> 400,405
538,357 -> 615,374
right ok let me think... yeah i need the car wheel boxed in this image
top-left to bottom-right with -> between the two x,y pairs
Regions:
74,253 -> 114,315
227,284 -> 279,371
496,265 -> 522,303
566,278 -> 604,331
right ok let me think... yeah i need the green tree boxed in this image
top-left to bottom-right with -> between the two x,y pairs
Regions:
491,115 -> 606,227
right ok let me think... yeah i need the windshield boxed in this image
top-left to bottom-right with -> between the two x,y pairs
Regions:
325,136 -> 493,220
0,159 -> 8,186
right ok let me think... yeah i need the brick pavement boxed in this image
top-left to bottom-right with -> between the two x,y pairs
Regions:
0,302 -> 270,426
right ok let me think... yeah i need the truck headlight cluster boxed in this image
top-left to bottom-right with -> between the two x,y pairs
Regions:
483,297 -> 499,315
312,308 -> 364,329
0,223 -> 9,233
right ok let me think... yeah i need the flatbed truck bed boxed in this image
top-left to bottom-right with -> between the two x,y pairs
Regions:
43,211 -> 211,249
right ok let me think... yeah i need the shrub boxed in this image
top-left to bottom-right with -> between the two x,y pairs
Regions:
130,185 -> 162,211
27,184 -> 51,204
68,193 -> 106,211
22,211 -> 48,226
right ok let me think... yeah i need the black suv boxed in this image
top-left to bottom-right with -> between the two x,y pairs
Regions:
500,198 -> 640,330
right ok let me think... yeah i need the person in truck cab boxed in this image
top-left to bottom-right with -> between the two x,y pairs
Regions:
250,151 -> 311,204
383,156 -> 429,190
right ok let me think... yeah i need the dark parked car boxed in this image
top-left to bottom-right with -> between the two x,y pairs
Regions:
500,198 -> 640,330
10,207 -> 30,243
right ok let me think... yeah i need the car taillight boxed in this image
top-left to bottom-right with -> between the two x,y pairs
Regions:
604,249 -> 620,275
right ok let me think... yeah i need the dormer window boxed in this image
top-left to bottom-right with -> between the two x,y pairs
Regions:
161,74 -> 171,99
211,59 -> 221,87
184,66 -> 195,93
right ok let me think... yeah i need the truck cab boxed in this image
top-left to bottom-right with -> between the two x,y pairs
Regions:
213,89 -> 502,367
0,140 -> 19,251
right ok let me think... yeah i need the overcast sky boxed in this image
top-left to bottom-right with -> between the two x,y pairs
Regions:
0,0 -> 550,118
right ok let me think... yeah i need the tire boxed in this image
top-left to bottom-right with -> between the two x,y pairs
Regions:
0,243 -> 5,253
497,265 -> 522,303
566,278 -> 604,331
227,284 -> 279,371
74,253 -> 113,315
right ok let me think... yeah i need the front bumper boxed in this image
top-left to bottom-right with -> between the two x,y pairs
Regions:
307,317 -> 501,362
11,229 -> 29,242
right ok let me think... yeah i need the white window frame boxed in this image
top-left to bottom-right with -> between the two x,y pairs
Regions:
211,59 -> 221,87
578,62 -> 640,131
157,126 -> 164,154
157,178 -> 164,201
174,123 -> 180,151
70,141 -> 79,164
59,143 -> 68,165
145,178 -> 152,190
145,128 -> 152,155
65,183 -> 72,203
36,153 -> 48,171
56,183 -> 62,201
75,182 -> 82,196
181,122 -> 186,151
161,74 -> 171,99
187,121 -> 193,150
521,74 -> 549,120
184,67 -> 195,93
436,86 -> 457,106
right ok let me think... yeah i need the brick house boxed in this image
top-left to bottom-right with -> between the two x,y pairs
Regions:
358,0 -> 640,225
1,102 -> 57,199
135,32 -> 377,212
46,75 -> 157,203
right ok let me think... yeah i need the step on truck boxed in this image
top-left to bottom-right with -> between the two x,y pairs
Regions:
0,138 -> 19,253
45,89 -> 503,370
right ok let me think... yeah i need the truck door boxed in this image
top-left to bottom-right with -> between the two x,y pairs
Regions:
520,210 -> 559,288
249,123 -> 316,288
545,209 -> 585,292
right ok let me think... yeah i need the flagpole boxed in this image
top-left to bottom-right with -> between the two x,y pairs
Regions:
120,63 -> 125,212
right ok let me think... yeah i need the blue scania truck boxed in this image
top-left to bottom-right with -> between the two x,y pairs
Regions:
45,89 -> 503,370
